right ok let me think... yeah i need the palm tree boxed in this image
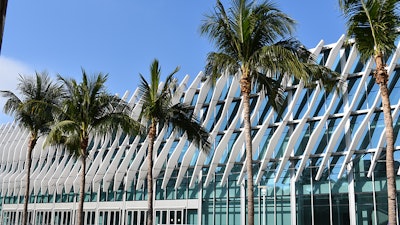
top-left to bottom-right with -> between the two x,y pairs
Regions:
200,0 -> 338,224
45,70 -> 141,225
138,59 -> 211,225
0,72 -> 63,225
338,1 -> 400,224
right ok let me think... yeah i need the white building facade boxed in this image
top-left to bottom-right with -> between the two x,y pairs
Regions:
0,35 -> 400,225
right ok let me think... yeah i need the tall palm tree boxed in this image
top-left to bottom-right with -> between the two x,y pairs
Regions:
138,59 -> 211,225
45,70 -> 141,225
338,1 -> 400,224
1,72 -> 63,225
200,0 -> 338,224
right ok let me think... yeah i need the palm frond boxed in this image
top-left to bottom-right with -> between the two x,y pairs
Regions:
167,103 -> 211,153
302,64 -> 341,93
91,94 -> 143,136
202,0 -> 339,102
339,0 -> 400,59
139,59 -> 176,123
49,70 -> 140,157
0,90 -> 21,115
204,51 -> 239,85
138,59 -> 211,153
161,66 -> 180,97
93,112 -> 143,137
255,44 -> 305,79
1,72 -> 63,136
274,38 -> 312,62
250,1 -> 295,48
253,72 -> 285,112
44,120 -> 81,155
201,0 -> 241,59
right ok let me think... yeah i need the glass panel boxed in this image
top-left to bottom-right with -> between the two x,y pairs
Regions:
313,194 -> 330,225
359,75 -> 380,111
297,194 -> 312,225
347,76 -> 362,104
270,193 -> 288,225
350,55 -> 366,73
330,163 -> 349,193
140,211 -> 145,225
355,193 -> 374,225
202,198 -> 213,225
389,69 -> 400,103
162,211 -> 167,224
155,211 -> 160,225
166,179 -> 176,200
313,178 -> 330,195
187,209 -> 197,225
293,89 -> 310,120
103,211 -> 108,225
133,211 -> 138,225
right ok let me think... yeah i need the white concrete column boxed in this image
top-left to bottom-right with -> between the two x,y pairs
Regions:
290,166 -> 297,225
347,162 -> 356,225
241,181 -> 246,225
197,171 -> 202,225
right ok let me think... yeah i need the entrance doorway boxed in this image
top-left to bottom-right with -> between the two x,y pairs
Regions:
155,209 -> 185,225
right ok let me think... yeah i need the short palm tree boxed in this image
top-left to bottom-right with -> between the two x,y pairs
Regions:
1,72 -> 63,225
138,59 -> 211,225
45,70 -> 141,225
201,0 -> 338,224
338,0 -> 400,224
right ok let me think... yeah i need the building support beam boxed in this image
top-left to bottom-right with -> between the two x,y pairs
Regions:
241,181 -> 246,225
347,162 -> 356,225
290,164 -> 297,225
198,171 -> 203,225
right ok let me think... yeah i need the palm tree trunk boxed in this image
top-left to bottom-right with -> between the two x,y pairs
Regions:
0,0 -> 8,53
375,54 -> 397,225
147,122 -> 156,225
383,83 -> 397,225
76,145 -> 87,225
240,74 -> 254,225
23,136 -> 36,225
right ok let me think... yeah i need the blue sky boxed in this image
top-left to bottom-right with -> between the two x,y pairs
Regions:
0,0 -> 345,123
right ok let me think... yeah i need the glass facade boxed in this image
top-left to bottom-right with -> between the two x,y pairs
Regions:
0,37 -> 399,225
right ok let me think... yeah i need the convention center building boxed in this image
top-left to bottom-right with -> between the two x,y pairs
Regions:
0,35 -> 399,225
